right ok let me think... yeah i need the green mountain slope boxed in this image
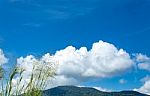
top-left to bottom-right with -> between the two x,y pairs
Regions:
43,86 -> 149,96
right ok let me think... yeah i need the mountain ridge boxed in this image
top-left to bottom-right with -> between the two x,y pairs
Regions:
43,86 -> 149,96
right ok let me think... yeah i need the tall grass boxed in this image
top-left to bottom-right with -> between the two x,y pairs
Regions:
0,60 -> 56,96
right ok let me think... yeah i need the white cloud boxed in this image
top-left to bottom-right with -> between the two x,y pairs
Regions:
133,54 -> 150,95
134,78 -> 150,95
55,41 -> 133,78
13,40 -> 134,89
119,79 -> 127,84
138,62 -> 150,71
136,54 -> 150,62
135,54 -> 150,71
140,75 -> 150,83
0,49 -> 8,65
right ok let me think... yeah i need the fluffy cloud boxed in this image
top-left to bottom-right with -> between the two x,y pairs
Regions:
0,49 -> 8,65
132,54 -> 150,95
135,54 -> 150,71
134,77 -> 150,95
13,41 -> 134,89
55,41 -> 133,78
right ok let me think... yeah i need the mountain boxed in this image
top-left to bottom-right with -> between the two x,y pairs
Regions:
43,86 -> 149,96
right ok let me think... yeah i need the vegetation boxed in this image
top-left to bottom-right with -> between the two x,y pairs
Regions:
0,62 -> 148,96
0,60 -> 56,96
43,86 -> 148,96
0,64 -> 148,96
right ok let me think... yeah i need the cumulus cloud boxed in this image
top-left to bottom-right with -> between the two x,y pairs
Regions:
0,49 -> 8,65
55,41 -> 133,78
132,54 -> 150,95
12,41 -> 134,89
135,54 -> 150,71
134,77 -> 150,95
135,54 -> 150,62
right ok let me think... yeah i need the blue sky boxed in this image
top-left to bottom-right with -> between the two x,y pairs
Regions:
0,0 -> 150,94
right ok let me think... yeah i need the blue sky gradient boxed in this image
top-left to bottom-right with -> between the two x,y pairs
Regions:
0,0 -> 150,93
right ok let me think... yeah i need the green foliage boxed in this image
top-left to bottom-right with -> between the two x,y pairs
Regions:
0,67 -> 3,79
43,86 -> 148,96
0,61 -> 56,96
